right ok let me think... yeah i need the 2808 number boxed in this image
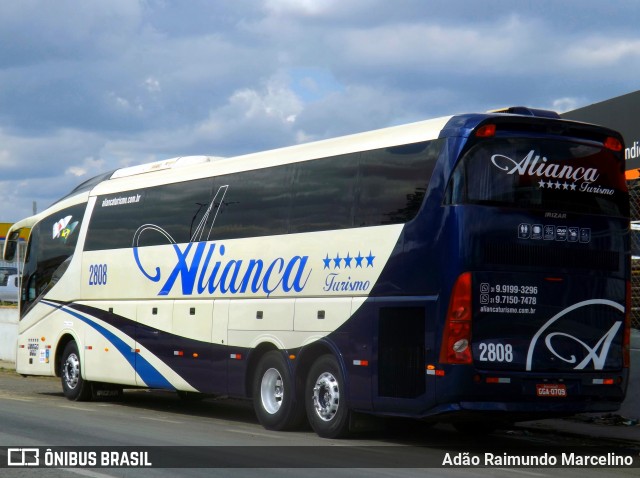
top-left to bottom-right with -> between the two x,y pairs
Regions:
88,264 -> 108,286
478,342 -> 513,362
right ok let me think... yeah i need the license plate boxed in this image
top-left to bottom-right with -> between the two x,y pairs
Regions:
536,383 -> 567,397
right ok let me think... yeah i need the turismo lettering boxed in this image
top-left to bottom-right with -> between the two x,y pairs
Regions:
134,242 -> 311,297
323,273 -> 371,292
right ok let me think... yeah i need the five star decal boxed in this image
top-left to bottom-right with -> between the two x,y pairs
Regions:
323,251 -> 375,269
538,179 -> 577,191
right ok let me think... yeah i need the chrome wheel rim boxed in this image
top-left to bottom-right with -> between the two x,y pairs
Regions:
312,372 -> 339,422
260,367 -> 284,414
63,353 -> 80,390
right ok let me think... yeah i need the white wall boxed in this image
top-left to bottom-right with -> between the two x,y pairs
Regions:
0,307 -> 18,362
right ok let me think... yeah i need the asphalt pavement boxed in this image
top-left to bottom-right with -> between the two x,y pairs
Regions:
1,359 -> 637,446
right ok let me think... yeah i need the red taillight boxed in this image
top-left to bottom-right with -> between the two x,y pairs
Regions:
440,272 -> 473,364
475,124 -> 496,138
624,280 -> 631,368
604,136 -> 623,152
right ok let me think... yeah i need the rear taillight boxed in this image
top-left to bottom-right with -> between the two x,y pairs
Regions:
604,136 -> 623,152
440,272 -> 473,364
624,280 -> 631,368
475,124 -> 496,138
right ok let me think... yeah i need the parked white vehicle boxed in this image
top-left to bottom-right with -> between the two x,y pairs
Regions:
0,267 -> 18,303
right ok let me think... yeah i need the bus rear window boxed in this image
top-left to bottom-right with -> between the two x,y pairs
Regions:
446,138 -> 628,217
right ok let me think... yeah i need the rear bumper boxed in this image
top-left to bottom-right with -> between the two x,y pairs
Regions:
430,366 -> 628,420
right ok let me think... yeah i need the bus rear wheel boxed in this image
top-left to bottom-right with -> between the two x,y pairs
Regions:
252,350 -> 304,431
60,341 -> 92,401
305,354 -> 350,438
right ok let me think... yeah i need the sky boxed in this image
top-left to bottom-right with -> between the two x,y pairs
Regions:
2,0 -> 640,222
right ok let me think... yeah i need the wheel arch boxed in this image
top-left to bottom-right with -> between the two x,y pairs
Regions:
244,342 -> 279,399
55,332 -> 80,378
295,339 -> 349,403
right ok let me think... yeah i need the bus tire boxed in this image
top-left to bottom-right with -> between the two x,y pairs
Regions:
60,341 -> 92,401
252,350 -> 304,431
305,354 -> 350,438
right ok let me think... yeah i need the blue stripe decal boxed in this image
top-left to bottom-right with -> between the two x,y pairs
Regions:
42,300 -> 174,390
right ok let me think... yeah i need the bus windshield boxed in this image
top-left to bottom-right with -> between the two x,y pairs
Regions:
448,138 -> 628,217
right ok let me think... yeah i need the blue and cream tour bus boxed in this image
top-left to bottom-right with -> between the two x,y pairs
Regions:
4,107 -> 631,438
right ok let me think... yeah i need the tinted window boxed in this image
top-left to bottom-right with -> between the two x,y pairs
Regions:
84,191 -> 148,250
21,203 -> 86,314
84,139 -> 442,251
356,141 -> 440,226
290,155 -> 356,233
211,166 -> 293,240
447,138 -> 628,217
139,179 -> 214,245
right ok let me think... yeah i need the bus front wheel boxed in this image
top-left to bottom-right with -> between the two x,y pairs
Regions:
252,350 -> 304,431
305,354 -> 350,438
60,341 -> 92,401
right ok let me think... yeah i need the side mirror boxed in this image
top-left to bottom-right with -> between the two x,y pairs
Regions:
3,230 -> 19,261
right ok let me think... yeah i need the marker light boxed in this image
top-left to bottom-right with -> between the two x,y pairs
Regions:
544,277 -> 564,282
604,136 -> 623,152
440,272 -> 473,364
475,124 -> 496,138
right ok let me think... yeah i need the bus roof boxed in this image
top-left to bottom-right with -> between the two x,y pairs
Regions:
90,115 -> 454,197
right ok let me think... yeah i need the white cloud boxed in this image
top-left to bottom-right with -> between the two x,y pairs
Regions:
332,15 -> 533,71
550,97 -> 585,114
565,37 -> 640,67
0,149 -> 11,166
65,156 -> 106,178
144,77 -> 161,93
230,78 -> 303,123
263,0 -> 340,17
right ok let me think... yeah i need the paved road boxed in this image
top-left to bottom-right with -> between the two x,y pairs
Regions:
0,370 -> 637,478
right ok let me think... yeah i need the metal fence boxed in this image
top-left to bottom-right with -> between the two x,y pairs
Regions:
629,180 -> 640,329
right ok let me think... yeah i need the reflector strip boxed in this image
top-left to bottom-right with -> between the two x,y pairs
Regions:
174,351 -> 184,356
592,378 -> 614,385
486,377 -> 511,384
353,360 -> 369,366
426,369 -> 446,376
230,353 -> 242,360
